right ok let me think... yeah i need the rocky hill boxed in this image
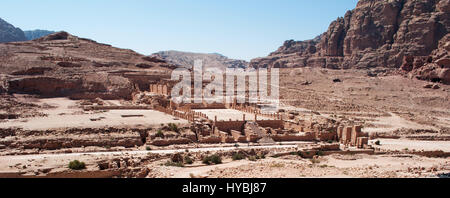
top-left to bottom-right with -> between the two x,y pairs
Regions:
0,31 -> 176,99
0,17 -> 27,43
153,50 -> 248,69
24,29 -> 55,40
250,0 -> 449,83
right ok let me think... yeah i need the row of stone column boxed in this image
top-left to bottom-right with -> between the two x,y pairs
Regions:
230,105 -> 282,120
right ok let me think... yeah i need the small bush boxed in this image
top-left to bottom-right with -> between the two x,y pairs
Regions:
164,160 -> 184,167
156,130 -> 164,138
168,123 -> 179,133
184,156 -> 194,165
316,151 -> 324,156
270,163 -> 284,168
375,140 -> 381,145
232,153 -> 245,161
259,154 -> 266,159
310,158 -> 320,164
234,143 -> 240,148
145,146 -> 152,151
68,160 -> 86,170
248,156 -> 257,161
202,154 -> 222,165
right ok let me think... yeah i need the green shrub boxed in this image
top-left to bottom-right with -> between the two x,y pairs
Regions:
156,130 -> 164,137
68,160 -> 86,170
164,160 -> 184,167
316,151 -> 324,156
248,156 -> 257,161
202,154 -> 222,165
168,123 -> 179,133
145,146 -> 152,151
375,140 -> 381,145
259,154 -> 266,159
232,153 -> 245,161
210,155 -> 222,164
310,158 -> 320,164
184,156 -> 194,165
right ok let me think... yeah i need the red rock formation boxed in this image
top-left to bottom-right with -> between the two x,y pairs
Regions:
250,0 -> 449,75
0,32 -> 174,98
402,33 -> 450,84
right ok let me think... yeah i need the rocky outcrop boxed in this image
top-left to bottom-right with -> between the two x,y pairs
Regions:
0,31 -> 173,99
0,17 -> 27,43
250,0 -> 449,73
401,33 -> 450,84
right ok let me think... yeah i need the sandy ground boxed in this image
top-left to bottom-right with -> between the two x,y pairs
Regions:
153,154 -> 449,178
0,98 -> 187,130
363,113 -> 439,133
371,139 -> 450,152
0,144 -> 298,174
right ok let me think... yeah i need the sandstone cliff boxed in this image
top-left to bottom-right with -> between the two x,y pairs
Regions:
250,0 -> 449,83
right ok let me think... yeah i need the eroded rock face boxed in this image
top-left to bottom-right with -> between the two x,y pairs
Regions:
402,34 -> 450,84
250,0 -> 449,72
0,32 -> 173,99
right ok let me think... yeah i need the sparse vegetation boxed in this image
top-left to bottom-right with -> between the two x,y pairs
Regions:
68,160 -> 86,170
232,153 -> 245,161
146,146 -> 152,151
375,140 -> 381,145
202,154 -> 222,165
156,130 -> 164,137
310,158 -> 321,164
184,156 -> 194,165
270,163 -> 284,168
164,160 -> 184,167
168,123 -> 179,133
248,156 -> 257,161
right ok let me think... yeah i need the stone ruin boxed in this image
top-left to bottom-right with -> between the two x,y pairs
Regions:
143,75 -> 371,149
337,125 -> 369,149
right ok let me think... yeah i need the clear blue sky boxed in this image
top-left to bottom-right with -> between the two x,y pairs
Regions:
1,0 -> 358,61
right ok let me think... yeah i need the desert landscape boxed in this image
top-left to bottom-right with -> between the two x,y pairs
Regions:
0,0 -> 449,178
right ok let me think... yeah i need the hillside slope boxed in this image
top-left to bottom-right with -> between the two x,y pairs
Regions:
0,32 -> 175,99
153,50 -> 248,69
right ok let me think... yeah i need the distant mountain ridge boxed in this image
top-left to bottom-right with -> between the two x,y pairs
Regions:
0,17 -> 27,43
0,17 -> 55,43
24,30 -> 55,40
153,50 -> 248,69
